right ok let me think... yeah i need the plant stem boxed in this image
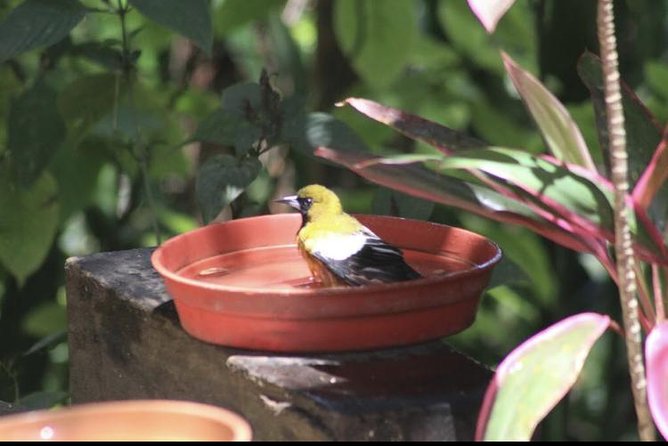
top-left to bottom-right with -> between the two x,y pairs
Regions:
115,0 -> 162,244
596,0 -> 654,440
652,265 -> 664,323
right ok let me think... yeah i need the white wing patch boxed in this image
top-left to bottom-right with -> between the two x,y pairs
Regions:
306,232 -> 368,261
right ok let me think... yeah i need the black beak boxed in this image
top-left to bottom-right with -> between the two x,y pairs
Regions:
274,194 -> 300,211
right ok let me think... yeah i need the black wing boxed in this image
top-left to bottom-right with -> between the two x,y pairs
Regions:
311,230 -> 421,286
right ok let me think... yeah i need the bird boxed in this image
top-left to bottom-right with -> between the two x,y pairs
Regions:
275,184 -> 421,287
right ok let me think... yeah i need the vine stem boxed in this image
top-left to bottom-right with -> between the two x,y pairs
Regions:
597,0 -> 654,440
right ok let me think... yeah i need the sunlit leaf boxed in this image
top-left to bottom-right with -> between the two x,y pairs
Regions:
318,144 -> 668,264
334,0 -> 417,88
129,0 -> 212,55
0,170 -> 60,286
434,147 -> 614,239
476,312 -> 610,440
646,321 -> 668,440
315,146 -> 593,254
466,0 -> 516,33
0,0 -> 86,63
195,155 -> 262,223
502,52 -> 595,170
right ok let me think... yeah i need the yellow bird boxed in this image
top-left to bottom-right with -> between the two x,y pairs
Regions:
275,184 -> 421,287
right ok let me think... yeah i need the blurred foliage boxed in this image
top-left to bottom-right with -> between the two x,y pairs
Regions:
0,0 -> 666,440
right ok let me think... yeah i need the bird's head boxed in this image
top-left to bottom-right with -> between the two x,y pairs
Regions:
275,184 -> 343,222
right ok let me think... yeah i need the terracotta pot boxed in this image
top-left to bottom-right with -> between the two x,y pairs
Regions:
151,213 -> 502,352
0,400 -> 251,441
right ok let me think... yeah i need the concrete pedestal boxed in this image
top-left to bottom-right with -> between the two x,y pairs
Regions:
65,248 -> 491,441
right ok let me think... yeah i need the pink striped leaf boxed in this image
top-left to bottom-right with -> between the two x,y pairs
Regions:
502,52 -> 596,171
316,146 -> 596,255
338,97 -> 486,153
633,127 -> 668,212
317,144 -> 668,264
646,321 -> 668,440
476,312 -> 610,440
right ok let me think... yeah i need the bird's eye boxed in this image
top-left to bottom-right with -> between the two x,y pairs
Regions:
299,197 -> 313,211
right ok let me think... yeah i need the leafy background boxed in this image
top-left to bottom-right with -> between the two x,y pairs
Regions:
0,0 -> 666,440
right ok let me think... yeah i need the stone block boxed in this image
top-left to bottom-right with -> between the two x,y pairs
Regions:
65,248 -> 491,441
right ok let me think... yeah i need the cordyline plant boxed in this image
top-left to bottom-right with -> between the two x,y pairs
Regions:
314,0 -> 668,441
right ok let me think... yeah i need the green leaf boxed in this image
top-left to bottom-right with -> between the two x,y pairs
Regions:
470,99 -> 542,152
334,0 -> 417,88
221,82 -> 262,116
285,112 -> 370,154
0,171 -> 60,285
577,51 -> 663,183
438,0 -> 503,73
645,61 -> 668,99
58,73 -> 120,145
17,391 -> 68,410
71,42 -> 123,71
479,313 -> 610,440
266,14 -> 307,96
49,140 -> 105,223
129,0 -> 212,55
8,80 -> 67,187
0,0 -> 86,63
192,109 -> 240,146
579,52 -> 668,235
372,187 -> 434,220
214,0 -> 285,36
23,330 -> 67,357
192,108 -> 262,157
195,155 -> 262,223
460,215 -> 556,304
502,52 -> 595,170
22,302 -> 67,337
